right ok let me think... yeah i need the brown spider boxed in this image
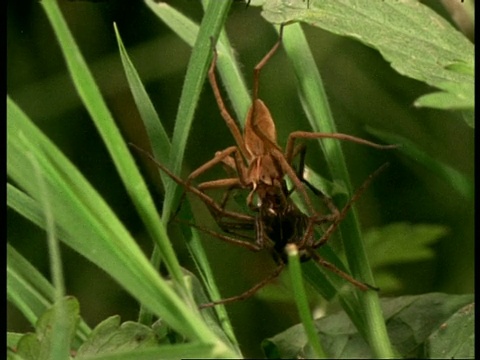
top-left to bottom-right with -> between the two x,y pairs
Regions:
131,143 -> 388,308
183,24 -> 396,225
130,24 -> 397,308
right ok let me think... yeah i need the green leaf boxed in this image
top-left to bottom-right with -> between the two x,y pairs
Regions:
414,80 -> 474,110
76,316 -> 157,358
15,297 -> 79,360
75,313 -> 221,360
14,333 -> 39,360
259,0 -> 474,117
364,222 -> 448,268
461,109 -> 474,128
364,222 -> 449,293
262,292 -> 473,358
7,242 -> 91,347
7,332 -> 23,351
425,303 -> 474,359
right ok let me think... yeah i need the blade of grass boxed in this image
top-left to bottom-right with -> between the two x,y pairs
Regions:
281,23 -> 394,358
144,0 -> 247,346
287,245 -> 326,358
114,7 -> 238,347
113,20 -> 172,326
366,126 -> 473,201
145,0 -> 251,120
27,153 -> 71,359
160,0 -> 232,222
39,0 -> 186,293
113,23 -> 171,169
7,241 -> 91,347
7,97 -> 235,354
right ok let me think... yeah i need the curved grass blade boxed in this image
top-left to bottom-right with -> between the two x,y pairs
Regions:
7,97 -> 236,355
281,23 -> 394,358
39,0 -> 186,291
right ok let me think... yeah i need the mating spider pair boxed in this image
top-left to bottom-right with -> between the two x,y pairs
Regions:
132,25 -> 397,308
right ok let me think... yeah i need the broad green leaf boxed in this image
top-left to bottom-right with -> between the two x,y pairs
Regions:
7,333 -> 23,351
7,242 -> 91,347
76,316 -> 158,358
364,223 -> 448,268
76,314 -> 223,360
425,303 -> 474,359
415,80 -> 474,110
258,0 -> 474,118
15,297 -> 79,360
13,333 -> 39,360
262,292 -> 473,358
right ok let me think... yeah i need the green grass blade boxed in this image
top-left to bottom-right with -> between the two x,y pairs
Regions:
113,23 -> 171,169
366,126 -> 473,201
146,0 -> 250,121
144,1 -> 246,346
113,19 -> 173,327
281,23 -> 394,358
287,245 -> 326,358
7,242 -> 91,346
26,153 -> 71,360
26,153 -> 65,301
160,0 -> 232,221
39,0 -> 186,290
7,97 -> 234,353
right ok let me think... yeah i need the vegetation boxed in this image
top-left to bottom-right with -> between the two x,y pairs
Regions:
7,0 -> 473,358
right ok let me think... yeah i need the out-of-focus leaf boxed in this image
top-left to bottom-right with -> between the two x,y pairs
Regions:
262,293 -> 473,358
364,222 -> 448,268
461,110 -> 474,128
258,0 -> 474,118
366,127 -> 474,201
414,80 -> 473,110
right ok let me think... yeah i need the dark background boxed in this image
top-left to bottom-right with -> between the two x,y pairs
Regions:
7,0 -> 474,357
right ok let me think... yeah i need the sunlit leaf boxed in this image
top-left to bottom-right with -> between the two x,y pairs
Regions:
258,0 -> 474,119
